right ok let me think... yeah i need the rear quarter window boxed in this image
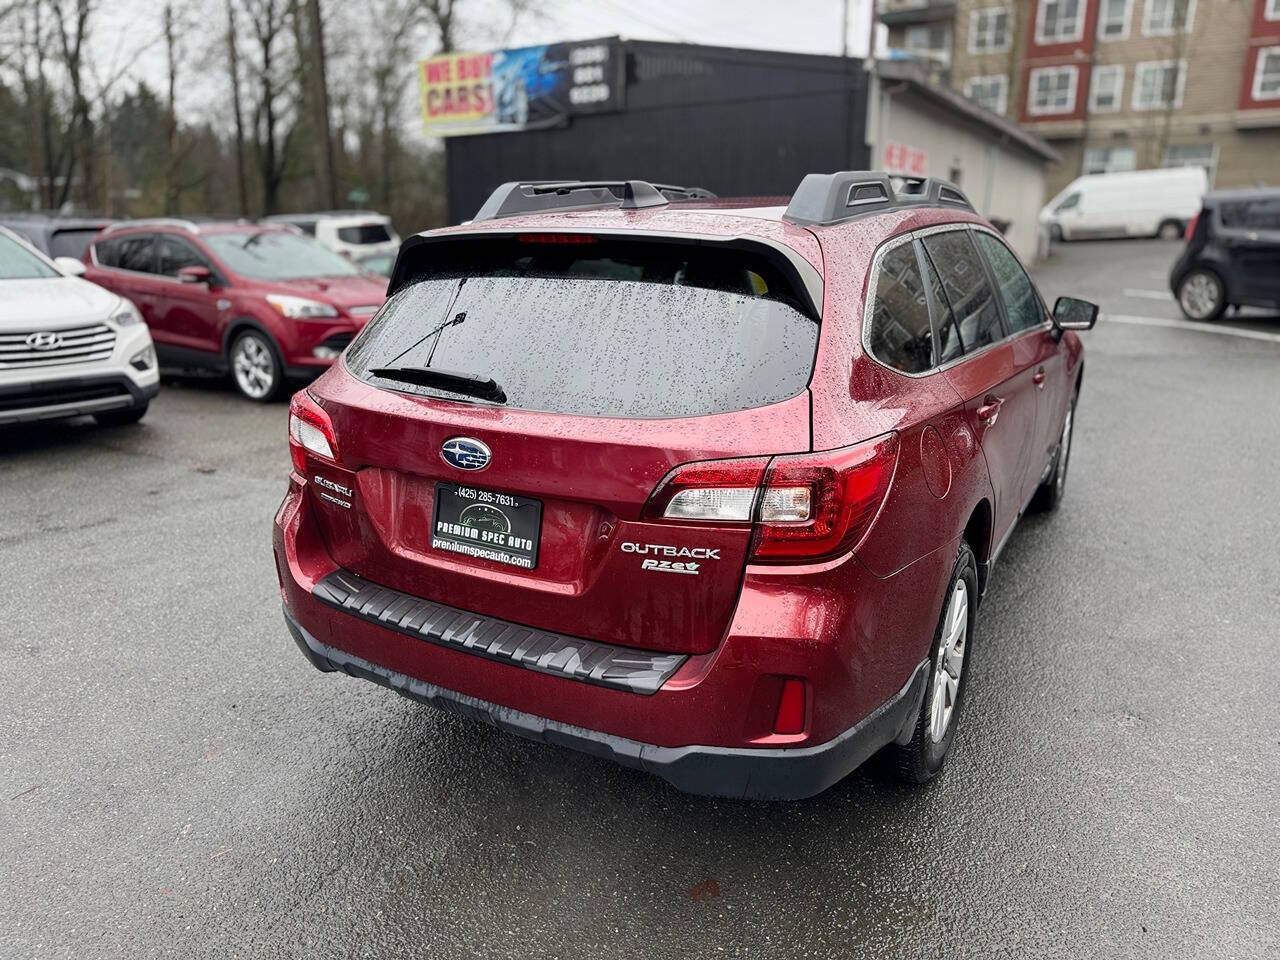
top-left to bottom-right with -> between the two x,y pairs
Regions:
345,235 -> 819,419
337,224 -> 392,244
865,242 -> 934,374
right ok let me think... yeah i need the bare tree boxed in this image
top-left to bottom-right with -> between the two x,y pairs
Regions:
49,0 -> 93,208
242,0 -> 294,214
303,0 -> 336,207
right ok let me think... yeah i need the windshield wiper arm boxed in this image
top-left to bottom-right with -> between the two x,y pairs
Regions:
369,365 -> 506,403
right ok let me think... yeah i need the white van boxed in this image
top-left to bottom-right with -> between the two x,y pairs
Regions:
263,211 -> 401,261
1039,167 -> 1208,241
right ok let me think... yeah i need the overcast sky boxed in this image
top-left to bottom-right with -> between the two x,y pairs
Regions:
76,0 -> 874,134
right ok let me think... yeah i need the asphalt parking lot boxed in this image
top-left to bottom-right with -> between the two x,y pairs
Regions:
2,238 -> 1277,959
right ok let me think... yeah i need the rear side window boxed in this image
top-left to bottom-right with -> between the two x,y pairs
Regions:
337,224 -> 392,244
923,252 -> 964,364
97,235 -> 156,273
973,233 -> 1044,334
345,236 -> 819,419
865,243 -> 933,374
1219,198 -> 1280,232
922,231 -> 1004,352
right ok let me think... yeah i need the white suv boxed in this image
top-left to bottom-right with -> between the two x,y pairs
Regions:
262,211 -> 401,262
0,226 -> 158,426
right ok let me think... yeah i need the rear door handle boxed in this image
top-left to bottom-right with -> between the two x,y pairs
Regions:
976,396 -> 1004,425
1033,367 -> 1046,387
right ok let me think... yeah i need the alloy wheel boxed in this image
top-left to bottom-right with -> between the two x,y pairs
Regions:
929,578 -> 968,743
232,334 -> 276,400
1179,272 -> 1221,321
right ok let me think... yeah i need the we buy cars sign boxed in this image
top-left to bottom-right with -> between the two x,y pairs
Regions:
418,39 -> 624,137
883,142 -> 928,177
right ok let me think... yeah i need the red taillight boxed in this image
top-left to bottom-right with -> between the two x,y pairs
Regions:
642,433 -> 899,563
752,434 -> 899,562
288,390 -> 339,473
1185,211 -> 1200,240
517,233 -> 598,244
773,678 -> 807,735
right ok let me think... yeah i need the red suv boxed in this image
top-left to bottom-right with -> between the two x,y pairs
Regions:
273,175 -> 1096,799
83,220 -> 387,401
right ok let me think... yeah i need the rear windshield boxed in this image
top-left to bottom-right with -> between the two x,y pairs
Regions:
337,224 -> 392,244
344,235 -> 819,418
49,228 -> 101,260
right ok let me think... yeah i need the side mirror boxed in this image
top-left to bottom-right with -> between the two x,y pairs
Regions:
178,265 -> 212,285
1053,296 -> 1098,331
55,256 -> 87,277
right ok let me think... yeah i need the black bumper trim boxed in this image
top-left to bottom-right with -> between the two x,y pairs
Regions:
285,606 -> 929,800
311,568 -> 687,696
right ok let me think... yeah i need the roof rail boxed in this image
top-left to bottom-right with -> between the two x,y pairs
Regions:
472,179 -> 716,222
103,217 -> 201,234
782,171 -> 974,226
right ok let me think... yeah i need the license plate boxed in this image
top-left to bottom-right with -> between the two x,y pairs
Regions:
431,482 -> 541,569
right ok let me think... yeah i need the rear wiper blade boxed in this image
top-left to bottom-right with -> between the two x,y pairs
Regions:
369,365 -> 506,403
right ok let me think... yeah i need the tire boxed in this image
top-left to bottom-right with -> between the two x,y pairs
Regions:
1156,219 -> 1183,241
890,542 -> 977,784
1031,387 -> 1078,513
228,329 -> 285,402
93,402 -> 148,427
1176,268 -> 1227,322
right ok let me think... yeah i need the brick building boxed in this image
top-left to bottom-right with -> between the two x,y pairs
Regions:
880,0 -> 1280,196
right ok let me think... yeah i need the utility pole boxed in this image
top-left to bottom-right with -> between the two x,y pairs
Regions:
226,0 -> 248,216
841,0 -> 850,58
305,0 -> 337,208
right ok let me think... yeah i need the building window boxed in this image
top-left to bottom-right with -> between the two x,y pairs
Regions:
1089,65 -> 1125,112
1162,143 -> 1217,186
904,23 -> 953,63
1142,0 -> 1195,36
1098,0 -> 1132,40
1133,60 -> 1186,110
1268,0 -> 1280,21
965,75 -> 1010,114
1028,65 -> 1079,115
1083,146 -> 1137,174
969,7 -> 1012,53
1253,47 -> 1280,101
1036,0 -> 1085,45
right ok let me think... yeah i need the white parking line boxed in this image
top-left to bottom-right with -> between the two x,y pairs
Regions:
1122,289 -> 1172,301
1105,313 -> 1280,344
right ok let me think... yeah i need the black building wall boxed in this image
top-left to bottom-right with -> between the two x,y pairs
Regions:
445,41 -> 869,222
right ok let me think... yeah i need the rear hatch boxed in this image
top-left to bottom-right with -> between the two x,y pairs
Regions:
303,232 -> 820,655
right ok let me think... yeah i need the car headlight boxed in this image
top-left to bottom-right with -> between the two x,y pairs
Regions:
110,302 -> 142,326
266,294 -> 339,319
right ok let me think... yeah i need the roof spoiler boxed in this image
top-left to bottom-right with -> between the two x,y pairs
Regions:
472,180 -> 716,222
782,171 -> 974,226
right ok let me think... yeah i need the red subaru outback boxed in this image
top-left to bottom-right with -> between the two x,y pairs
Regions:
83,220 -> 387,401
273,175 -> 1096,799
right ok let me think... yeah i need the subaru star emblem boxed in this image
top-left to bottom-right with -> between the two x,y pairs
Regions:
441,437 -> 491,471
25,331 -> 63,351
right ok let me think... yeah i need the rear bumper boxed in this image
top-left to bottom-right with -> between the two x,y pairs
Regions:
274,474 -> 947,798
285,606 -> 927,800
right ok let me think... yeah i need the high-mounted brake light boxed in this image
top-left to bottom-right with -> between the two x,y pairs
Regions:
288,391 -> 339,473
517,233 -> 598,244
643,433 -> 899,563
